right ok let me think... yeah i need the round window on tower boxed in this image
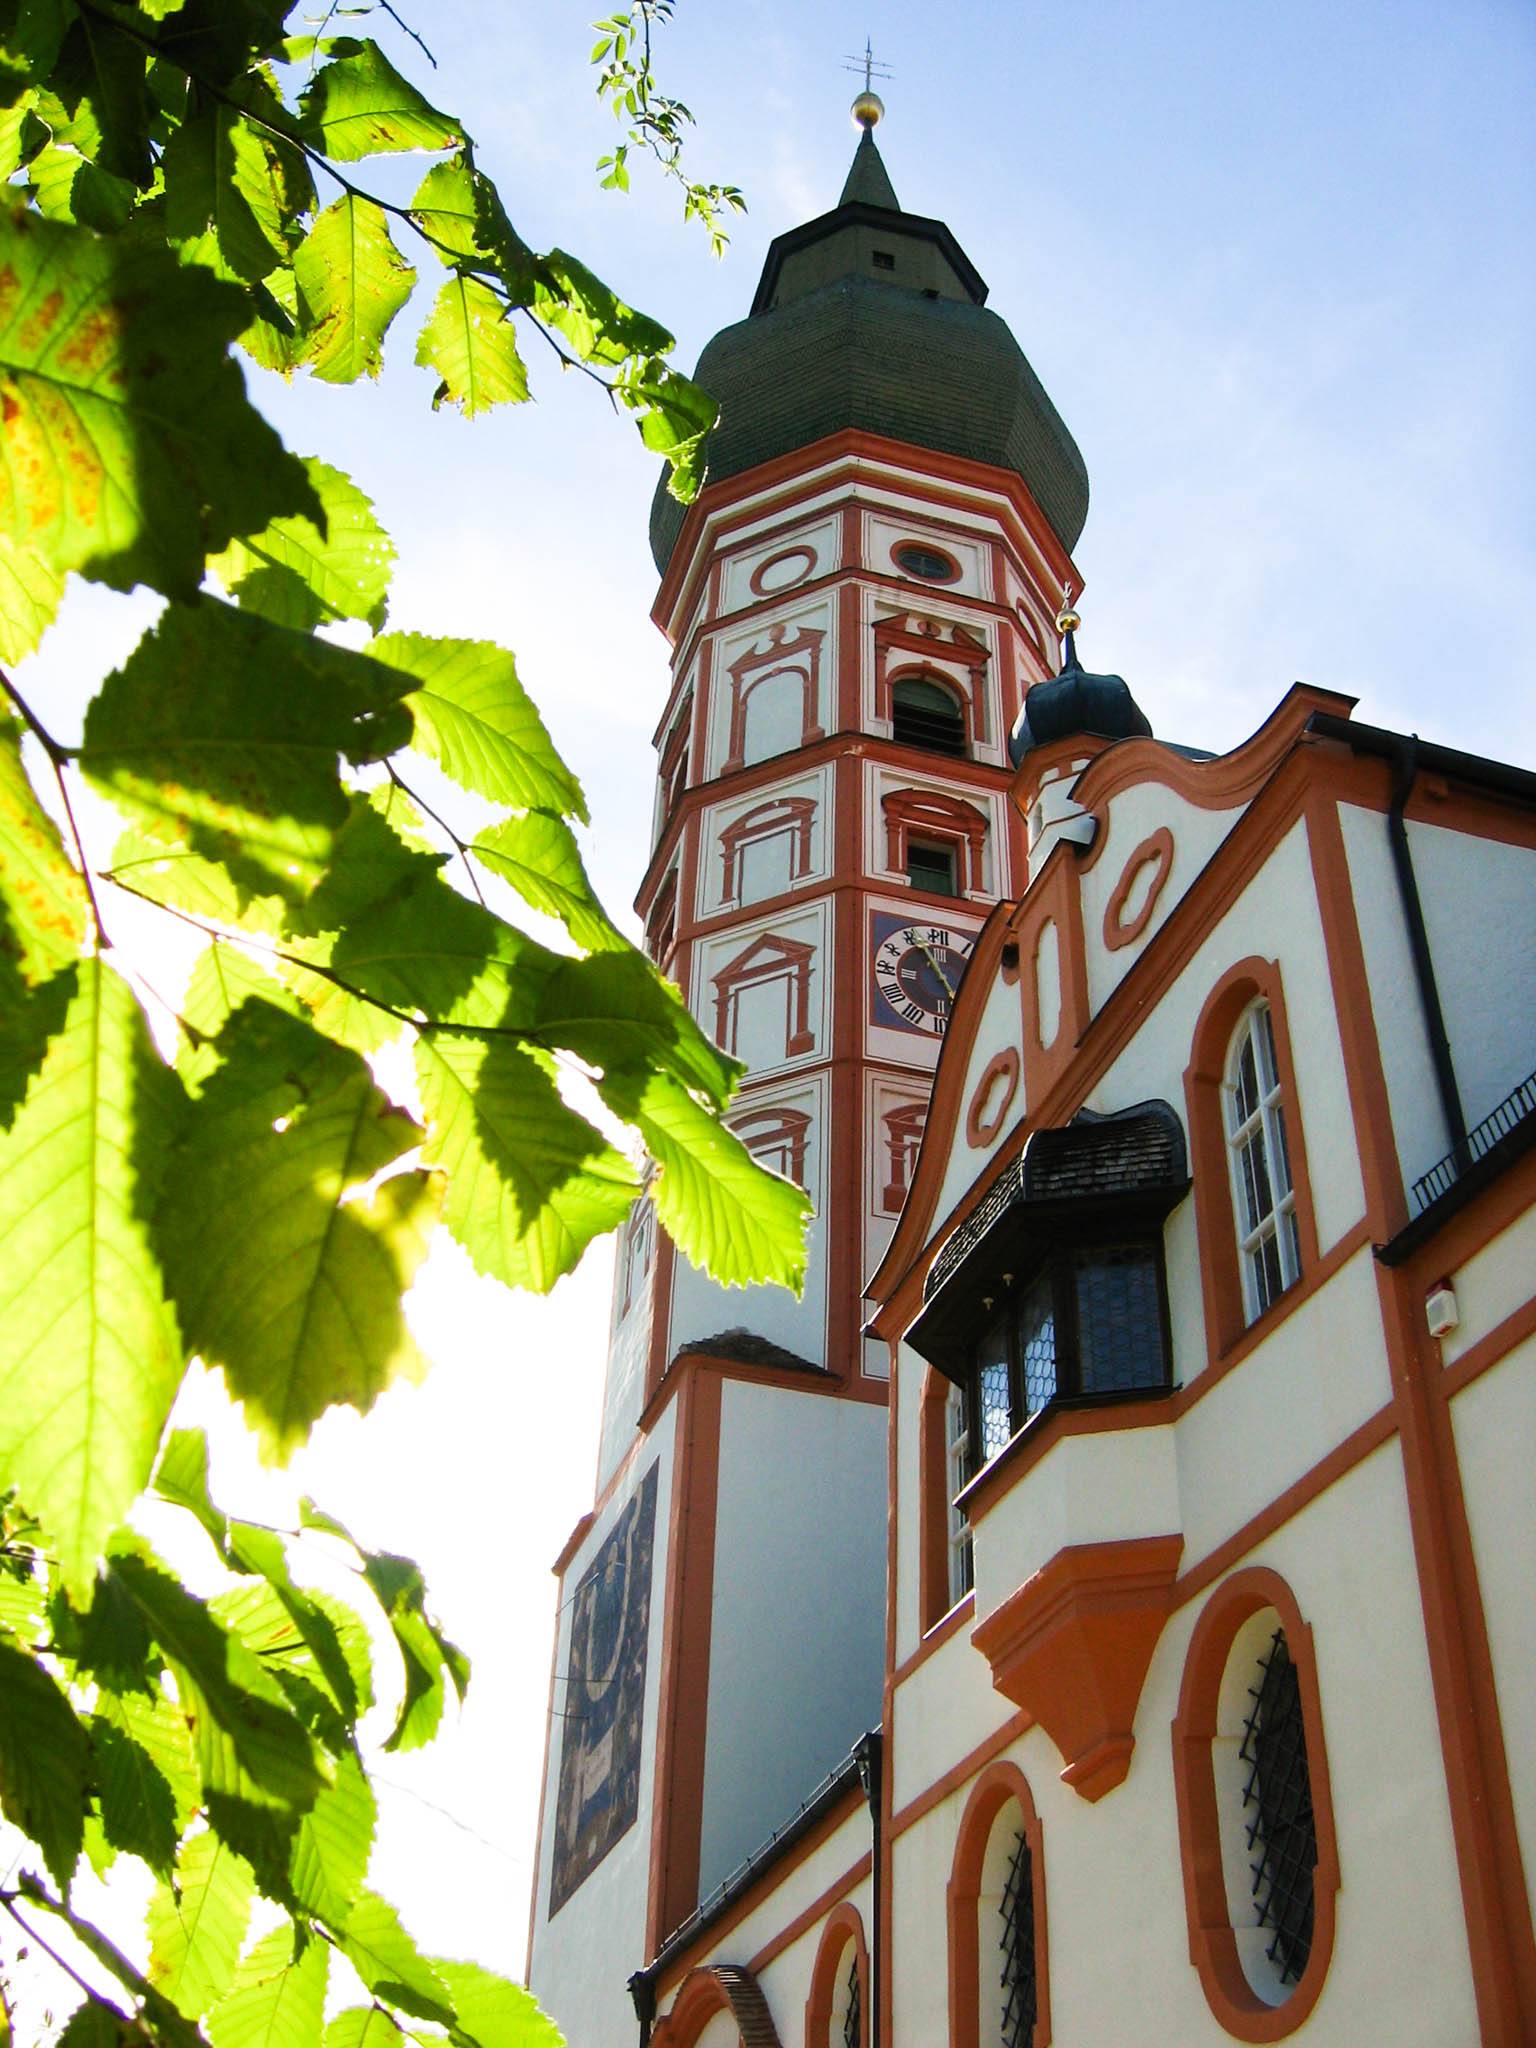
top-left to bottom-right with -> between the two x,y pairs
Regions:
892,540 -> 961,584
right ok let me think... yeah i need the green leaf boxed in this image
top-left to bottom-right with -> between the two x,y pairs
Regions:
534,249 -> 671,365
416,274 -> 528,415
0,1634 -> 88,1888
435,1961 -> 563,2048
470,811 -> 624,954
156,998 -> 438,1462
80,597 -> 414,909
359,1550 -> 467,1754
320,867 -> 548,1027
599,1068 -> 810,1290
532,949 -> 738,1108
93,1683 -> 200,1832
109,1537 -> 330,1821
285,790 -> 444,941
0,532 -> 64,660
50,12 -> 150,186
416,1033 -> 638,1292
0,712 -> 87,984
335,1889 -> 452,2025
293,194 -> 416,383
210,1555 -> 361,1734
0,206 -> 317,597
153,1425 -> 228,1546
147,1830 -> 255,2023
207,1924 -> 328,2048
0,959 -> 185,1595
107,829 -> 288,941
0,1556 -> 45,1643
298,41 -> 460,162
208,456 -> 395,632
90,1712 -> 180,1875
162,104 -> 299,284
56,1999 -> 135,2047
383,633 -> 586,820
288,1748 -> 374,1929
25,141 -> 133,230
409,154 -> 490,263
64,1566 -> 156,1697
325,2009 -> 409,2048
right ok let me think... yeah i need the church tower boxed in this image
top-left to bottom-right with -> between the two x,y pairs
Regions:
528,107 -> 1090,2046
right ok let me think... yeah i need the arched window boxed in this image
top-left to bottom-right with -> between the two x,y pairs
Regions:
1172,1568 -> 1338,2039
892,675 -> 966,757
1224,999 -> 1301,1322
1184,960 -> 1319,1360
948,1764 -> 1050,2048
804,1906 -> 868,2048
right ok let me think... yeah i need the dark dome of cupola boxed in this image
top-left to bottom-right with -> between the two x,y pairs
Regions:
1008,631 -> 1152,765
649,129 -> 1090,574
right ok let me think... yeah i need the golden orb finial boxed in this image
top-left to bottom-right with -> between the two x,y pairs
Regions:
1056,602 -> 1081,636
851,88 -> 885,129
844,38 -> 891,131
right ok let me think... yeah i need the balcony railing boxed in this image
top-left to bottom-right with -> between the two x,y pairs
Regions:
1411,1067 -> 1536,1213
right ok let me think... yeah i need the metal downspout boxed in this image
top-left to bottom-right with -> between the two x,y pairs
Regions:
1386,736 -> 1470,1176
627,1968 -> 656,2048
855,1730 -> 884,2048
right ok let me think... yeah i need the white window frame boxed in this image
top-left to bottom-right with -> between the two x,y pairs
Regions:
945,1381 -> 974,1604
1223,999 -> 1302,1323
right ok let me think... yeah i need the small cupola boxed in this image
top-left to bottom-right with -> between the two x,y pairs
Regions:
1009,604 -> 1152,766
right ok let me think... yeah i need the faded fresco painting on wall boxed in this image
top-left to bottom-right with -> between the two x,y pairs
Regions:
549,1463 -> 659,1912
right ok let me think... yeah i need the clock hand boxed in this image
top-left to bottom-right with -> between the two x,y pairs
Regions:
912,935 -> 961,1000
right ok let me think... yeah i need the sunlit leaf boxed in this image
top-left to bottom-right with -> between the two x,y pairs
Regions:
0,959 -> 184,1595
336,1889 -> 452,2024
208,457 -> 395,633
416,1032 -> 638,1292
0,206 -> 316,596
0,712 -> 86,984
90,1712 -> 179,1875
207,1923 -> 327,2048
156,998 -> 438,1461
293,194 -> 416,383
93,1682 -> 200,1833
148,1830 -> 255,2023
416,274 -> 528,415
382,633 -> 586,820
325,2009 -> 408,2048
298,41 -> 460,162
599,1068 -> 810,1290
434,1960 -> 564,2048
81,597 -> 414,908
359,1550 -> 468,1755
471,810 -> 625,953
0,532 -> 63,661
289,1748 -> 375,1929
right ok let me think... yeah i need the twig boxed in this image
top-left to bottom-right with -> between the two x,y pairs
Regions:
385,760 -> 488,909
0,1892 -> 150,2041
377,0 -> 436,68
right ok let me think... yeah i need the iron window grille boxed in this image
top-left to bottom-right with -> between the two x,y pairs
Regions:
1224,1001 -> 1302,1322
841,1951 -> 861,2048
999,1829 -> 1038,2048
960,1238 -> 1172,1482
1239,1629 -> 1316,1985
892,675 -> 966,756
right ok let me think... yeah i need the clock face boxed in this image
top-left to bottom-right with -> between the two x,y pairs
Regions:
870,914 -> 974,1035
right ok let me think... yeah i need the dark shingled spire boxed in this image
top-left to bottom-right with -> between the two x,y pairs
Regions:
838,128 -> 900,211
649,131 -> 1091,573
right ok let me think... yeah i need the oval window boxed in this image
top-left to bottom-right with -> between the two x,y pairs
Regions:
893,541 -> 960,583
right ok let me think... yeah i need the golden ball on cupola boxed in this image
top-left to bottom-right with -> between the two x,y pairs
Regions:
851,89 -> 885,128
1056,604 -> 1082,636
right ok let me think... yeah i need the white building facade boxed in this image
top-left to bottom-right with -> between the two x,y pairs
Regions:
529,118 -> 1536,2048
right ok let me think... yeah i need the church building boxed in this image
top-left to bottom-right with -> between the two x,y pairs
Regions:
527,100 -> 1536,2048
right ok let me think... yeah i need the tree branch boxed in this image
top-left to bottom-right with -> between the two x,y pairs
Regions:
0,666 -> 112,952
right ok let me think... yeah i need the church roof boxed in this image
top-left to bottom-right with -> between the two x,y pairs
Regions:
649,132 -> 1090,572
1008,630 -> 1154,762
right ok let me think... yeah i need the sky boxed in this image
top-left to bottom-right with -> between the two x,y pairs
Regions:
9,0 -> 1536,2026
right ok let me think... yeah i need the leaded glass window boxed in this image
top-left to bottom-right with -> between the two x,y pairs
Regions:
998,1830 -> 1037,2048
1240,1629 -> 1317,1984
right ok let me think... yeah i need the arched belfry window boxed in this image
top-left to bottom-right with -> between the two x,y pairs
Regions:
892,674 -> 966,757
1224,999 -> 1301,1322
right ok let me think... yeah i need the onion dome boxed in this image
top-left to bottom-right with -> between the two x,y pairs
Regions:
649,130 -> 1089,573
1008,622 -> 1152,765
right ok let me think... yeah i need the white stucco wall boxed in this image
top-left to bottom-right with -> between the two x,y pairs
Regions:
1448,1336 -> 1536,1905
530,1404 -> 679,2048
697,1382 -> 888,1897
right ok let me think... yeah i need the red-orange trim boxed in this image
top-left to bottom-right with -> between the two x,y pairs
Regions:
946,1761 -> 1051,2048
965,1048 -> 1019,1149
890,536 -> 962,584
1442,1292 -> 1536,1401
970,1535 -> 1183,1800
653,1963 -> 782,2048
1102,825 -> 1174,951
1171,1567 -> 1340,2041
749,544 -> 818,598
803,1903 -> 869,2048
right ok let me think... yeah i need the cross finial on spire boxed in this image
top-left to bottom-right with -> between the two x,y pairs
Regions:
843,36 -> 892,128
